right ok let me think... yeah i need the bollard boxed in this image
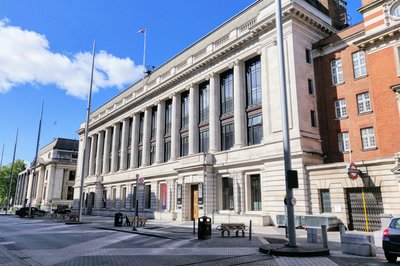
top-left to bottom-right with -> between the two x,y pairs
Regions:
339,225 -> 346,236
193,219 -> 195,235
321,224 -> 328,249
249,220 -> 252,241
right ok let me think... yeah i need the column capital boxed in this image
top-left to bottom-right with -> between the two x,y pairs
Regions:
205,72 -> 215,81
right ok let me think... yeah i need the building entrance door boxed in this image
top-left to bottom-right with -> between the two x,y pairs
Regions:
87,192 -> 95,215
191,185 -> 199,221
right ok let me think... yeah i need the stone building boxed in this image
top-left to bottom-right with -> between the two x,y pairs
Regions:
309,0 -> 400,231
74,0 -> 347,225
15,138 -> 78,211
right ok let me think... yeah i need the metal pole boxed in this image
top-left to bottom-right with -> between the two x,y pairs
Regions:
0,144 -> 4,170
321,224 -> 328,248
275,0 -> 296,247
29,101 -> 44,217
249,220 -> 252,241
6,128 -> 18,214
141,28 -> 147,86
78,40 -> 96,222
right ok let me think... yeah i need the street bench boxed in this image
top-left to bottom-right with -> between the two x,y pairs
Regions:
216,223 -> 247,237
125,216 -> 147,227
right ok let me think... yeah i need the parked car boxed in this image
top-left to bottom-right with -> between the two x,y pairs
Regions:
53,205 -> 71,214
15,207 -> 46,218
383,216 -> 400,262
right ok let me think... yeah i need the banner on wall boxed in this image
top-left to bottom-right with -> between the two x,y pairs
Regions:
161,183 -> 167,209
177,184 -> 182,205
198,183 -> 204,205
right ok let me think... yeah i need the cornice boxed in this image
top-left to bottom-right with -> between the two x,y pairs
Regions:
355,24 -> 400,49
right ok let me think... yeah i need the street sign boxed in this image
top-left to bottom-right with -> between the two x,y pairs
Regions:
346,162 -> 360,180
138,177 -> 145,185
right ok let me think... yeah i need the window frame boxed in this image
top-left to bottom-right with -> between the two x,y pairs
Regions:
222,177 -> 234,210
357,92 -> 371,114
247,115 -> 263,145
331,59 -> 344,85
245,56 -> 262,108
361,127 -> 376,149
335,98 -> 347,119
352,50 -> 367,79
221,122 -> 234,151
220,70 -> 234,116
338,132 -> 350,153
320,189 -> 332,213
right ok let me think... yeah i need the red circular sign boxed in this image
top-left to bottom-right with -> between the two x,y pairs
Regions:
348,162 -> 359,180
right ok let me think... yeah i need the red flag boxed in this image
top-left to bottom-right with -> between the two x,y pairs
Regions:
138,28 -> 146,33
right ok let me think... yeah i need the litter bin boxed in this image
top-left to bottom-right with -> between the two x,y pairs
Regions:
198,216 -> 212,240
114,212 -> 123,227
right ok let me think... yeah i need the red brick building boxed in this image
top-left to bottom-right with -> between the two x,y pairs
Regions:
308,0 -> 400,231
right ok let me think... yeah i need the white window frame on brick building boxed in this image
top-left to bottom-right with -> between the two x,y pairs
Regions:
361,127 -> 376,149
335,98 -> 347,118
331,59 -> 343,85
357,92 -> 371,114
338,132 -> 350,152
352,51 -> 367,79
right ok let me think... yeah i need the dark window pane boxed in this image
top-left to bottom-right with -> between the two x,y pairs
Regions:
246,56 -> 262,107
222,177 -> 234,210
250,175 -> 261,211
220,70 -> 233,115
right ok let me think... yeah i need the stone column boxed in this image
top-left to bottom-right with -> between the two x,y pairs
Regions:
89,135 -> 98,176
103,127 -> 111,174
233,60 -> 246,148
95,131 -> 104,175
156,101 -> 166,164
120,118 -> 129,170
130,114 -> 139,168
94,182 -> 103,210
126,185 -> 132,209
171,93 -> 181,160
141,108 -> 151,166
209,73 -> 220,152
35,167 -> 45,202
110,123 -> 120,173
260,47 -> 269,143
189,85 -> 199,155
84,138 -> 91,178
115,185 -> 121,209
46,165 -> 56,203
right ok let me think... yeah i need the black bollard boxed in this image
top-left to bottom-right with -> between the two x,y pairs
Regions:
249,220 -> 252,241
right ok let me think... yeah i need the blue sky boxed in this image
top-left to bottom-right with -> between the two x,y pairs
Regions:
0,0 -> 363,166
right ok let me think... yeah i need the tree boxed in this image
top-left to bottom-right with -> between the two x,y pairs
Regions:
0,160 -> 26,206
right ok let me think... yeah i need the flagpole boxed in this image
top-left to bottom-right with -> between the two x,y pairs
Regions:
141,28 -> 147,86
6,128 -> 19,214
78,40 -> 96,223
0,144 -> 4,170
28,101 -> 44,217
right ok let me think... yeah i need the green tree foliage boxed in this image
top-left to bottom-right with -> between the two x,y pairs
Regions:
0,160 -> 26,206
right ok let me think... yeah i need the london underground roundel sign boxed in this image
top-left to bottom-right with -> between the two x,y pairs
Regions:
347,162 -> 359,180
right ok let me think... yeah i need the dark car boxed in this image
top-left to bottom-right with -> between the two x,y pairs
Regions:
383,216 -> 400,262
15,207 -> 46,218
53,205 -> 71,214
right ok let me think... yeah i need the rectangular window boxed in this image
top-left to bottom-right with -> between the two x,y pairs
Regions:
331,59 -> 343,85
137,149 -> 142,167
248,115 -> 263,145
181,92 -> 189,130
338,132 -> 350,152
320,189 -> 332,213
361,127 -> 376,149
150,144 -> 156,165
308,79 -> 314,95
222,177 -> 234,210
180,136 -> 189,157
357,92 -> 371,114
121,187 -> 127,209
305,48 -> 312,64
67,186 -> 74,200
160,183 -> 167,209
220,70 -> 234,115
199,130 -> 209,153
128,117 -> 133,147
151,107 -> 157,140
335,99 -> 347,118
145,185 -> 151,209
117,123 -> 122,171
164,141 -> 171,162
165,100 -> 172,135
112,187 -> 116,208
221,123 -> 234,151
69,170 -> 76,181
310,110 -> 317,127
102,189 -> 107,208
138,113 -> 144,143
352,51 -> 367,79
246,56 -> 262,107
127,150 -> 131,169
199,82 -> 210,123
250,175 -> 261,211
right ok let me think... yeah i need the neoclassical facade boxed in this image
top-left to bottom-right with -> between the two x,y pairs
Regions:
75,0 -> 343,225
15,138 -> 78,211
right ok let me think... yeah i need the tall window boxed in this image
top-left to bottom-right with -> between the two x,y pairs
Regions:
131,186 -> 137,209
102,189 -> 107,208
112,187 -> 116,208
151,107 -> 157,140
137,149 -> 142,167
357,92 -> 371,114
160,183 -> 167,210
305,48 -> 312,64
127,118 -> 133,169
320,189 -> 332,213
138,113 -> 144,143
352,51 -> 367,79
117,122 -> 123,171
310,110 -> 317,127
221,123 -> 234,151
121,187 -> 127,209
199,130 -> 209,153
331,59 -> 343,85
181,92 -> 189,130
180,136 -> 189,157
250,175 -> 261,211
145,185 -> 151,209
335,99 -> 347,118
308,79 -> 314,95
221,70 -> 234,115
164,141 -> 171,162
222,177 -> 234,210
69,170 -> 76,181
67,186 -> 74,200
248,115 -> 263,145
246,56 -> 262,107
165,100 -> 172,135
199,82 -> 210,123
150,144 -> 156,165
108,127 -> 113,173
338,132 -> 350,152
361,127 -> 376,149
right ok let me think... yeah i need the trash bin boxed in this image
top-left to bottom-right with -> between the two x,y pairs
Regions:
114,212 -> 123,227
198,216 -> 212,240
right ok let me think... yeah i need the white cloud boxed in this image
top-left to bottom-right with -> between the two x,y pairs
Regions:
0,19 -> 143,99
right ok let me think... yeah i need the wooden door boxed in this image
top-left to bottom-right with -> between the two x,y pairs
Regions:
191,185 -> 199,220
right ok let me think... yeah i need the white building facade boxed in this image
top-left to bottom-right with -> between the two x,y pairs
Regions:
75,0 -> 339,225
